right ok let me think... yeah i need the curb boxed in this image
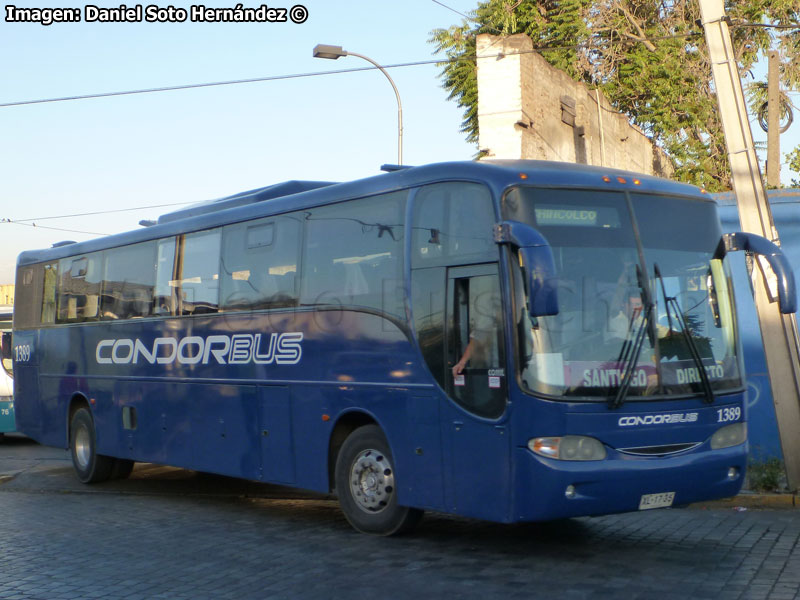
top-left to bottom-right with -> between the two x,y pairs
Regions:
691,492 -> 797,510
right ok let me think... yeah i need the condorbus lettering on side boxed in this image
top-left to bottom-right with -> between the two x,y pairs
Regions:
95,333 -> 303,366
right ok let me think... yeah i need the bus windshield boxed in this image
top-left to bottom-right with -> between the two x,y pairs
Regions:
504,187 -> 742,400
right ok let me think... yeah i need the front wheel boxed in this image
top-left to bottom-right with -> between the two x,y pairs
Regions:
70,407 -> 115,483
334,425 -> 423,535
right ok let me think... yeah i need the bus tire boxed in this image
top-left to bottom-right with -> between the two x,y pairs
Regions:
69,407 -> 114,484
334,425 -> 423,535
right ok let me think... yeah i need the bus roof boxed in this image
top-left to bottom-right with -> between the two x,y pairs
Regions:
714,188 -> 800,206
16,159 -> 706,268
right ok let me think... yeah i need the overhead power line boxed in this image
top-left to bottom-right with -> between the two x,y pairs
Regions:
1,219 -> 108,236
0,62 -> 439,109
2,22 -> 794,111
9,201 -> 195,223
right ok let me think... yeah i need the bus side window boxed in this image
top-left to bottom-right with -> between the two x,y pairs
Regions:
299,191 -> 406,318
101,241 -> 157,320
220,215 -> 301,311
14,266 -> 41,329
154,238 -> 178,316
56,254 -> 102,323
179,229 -> 222,316
411,182 -> 496,267
41,262 -> 58,325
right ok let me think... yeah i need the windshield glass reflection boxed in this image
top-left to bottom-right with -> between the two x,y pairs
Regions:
503,187 -> 742,399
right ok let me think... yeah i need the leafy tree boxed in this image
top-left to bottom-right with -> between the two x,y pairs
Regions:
788,146 -> 800,187
430,0 -> 800,192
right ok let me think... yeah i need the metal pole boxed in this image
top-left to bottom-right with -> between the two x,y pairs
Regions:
767,51 -> 780,188
345,51 -> 403,166
700,0 -> 800,491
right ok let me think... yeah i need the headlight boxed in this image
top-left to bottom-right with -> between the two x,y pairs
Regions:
528,436 -> 607,461
710,422 -> 747,450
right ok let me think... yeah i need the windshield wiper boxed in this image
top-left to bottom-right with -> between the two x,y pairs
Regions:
654,262 -> 714,404
608,265 -> 654,410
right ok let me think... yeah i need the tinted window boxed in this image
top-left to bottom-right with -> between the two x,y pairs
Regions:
154,238 -> 178,316
300,192 -> 407,318
13,265 -> 40,329
449,267 -> 506,418
101,241 -> 157,319
179,230 -> 221,315
57,253 -> 102,323
41,262 -> 58,324
220,215 -> 301,311
411,267 -> 446,389
411,182 -> 496,267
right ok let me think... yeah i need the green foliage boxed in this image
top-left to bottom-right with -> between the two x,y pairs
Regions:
430,0 -> 800,191
747,456 -> 786,493
788,146 -> 800,187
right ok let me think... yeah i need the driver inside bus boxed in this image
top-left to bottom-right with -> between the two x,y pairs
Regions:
606,291 -> 644,341
452,287 -> 502,378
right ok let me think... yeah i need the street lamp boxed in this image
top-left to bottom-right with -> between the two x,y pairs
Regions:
313,44 -> 403,165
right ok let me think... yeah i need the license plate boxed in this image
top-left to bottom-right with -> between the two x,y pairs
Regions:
638,492 -> 675,510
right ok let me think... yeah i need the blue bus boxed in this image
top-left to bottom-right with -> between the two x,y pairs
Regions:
9,161 -> 795,534
0,307 -> 13,437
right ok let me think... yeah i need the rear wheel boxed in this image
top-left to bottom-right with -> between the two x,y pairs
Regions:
334,425 -> 423,535
70,407 -> 114,483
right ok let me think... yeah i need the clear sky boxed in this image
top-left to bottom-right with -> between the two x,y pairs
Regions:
1,0 -> 798,284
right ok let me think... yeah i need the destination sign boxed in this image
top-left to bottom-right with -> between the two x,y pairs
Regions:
534,205 -> 620,228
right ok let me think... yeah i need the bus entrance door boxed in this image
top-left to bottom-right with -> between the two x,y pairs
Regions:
444,264 -> 511,520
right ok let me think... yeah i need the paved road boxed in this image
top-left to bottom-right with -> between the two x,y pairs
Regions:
1,434 -> 798,600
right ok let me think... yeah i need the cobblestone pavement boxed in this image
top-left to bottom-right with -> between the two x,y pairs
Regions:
1,435 -> 798,600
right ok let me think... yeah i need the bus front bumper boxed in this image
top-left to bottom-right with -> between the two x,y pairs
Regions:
513,443 -> 746,522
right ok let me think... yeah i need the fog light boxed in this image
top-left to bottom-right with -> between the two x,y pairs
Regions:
565,485 -> 577,499
728,467 -> 739,480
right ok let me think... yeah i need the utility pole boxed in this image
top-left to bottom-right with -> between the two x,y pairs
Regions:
767,51 -> 780,188
700,0 -> 800,491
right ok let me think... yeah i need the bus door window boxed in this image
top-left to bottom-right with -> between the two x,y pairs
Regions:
447,265 -> 506,418
409,181 -> 498,394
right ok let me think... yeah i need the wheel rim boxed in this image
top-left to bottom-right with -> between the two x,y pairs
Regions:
74,426 -> 92,470
349,449 -> 394,514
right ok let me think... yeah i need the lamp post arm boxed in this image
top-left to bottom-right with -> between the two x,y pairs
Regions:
345,51 -> 403,165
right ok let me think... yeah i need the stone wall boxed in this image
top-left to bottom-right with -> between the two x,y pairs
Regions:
476,33 -> 673,178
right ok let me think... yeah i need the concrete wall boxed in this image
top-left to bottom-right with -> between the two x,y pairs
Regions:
0,284 -> 13,306
476,33 -> 673,178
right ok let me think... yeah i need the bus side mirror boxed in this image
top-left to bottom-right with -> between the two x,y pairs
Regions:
721,232 -> 797,314
1,332 -> 11,361
494,221 -> 559,317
